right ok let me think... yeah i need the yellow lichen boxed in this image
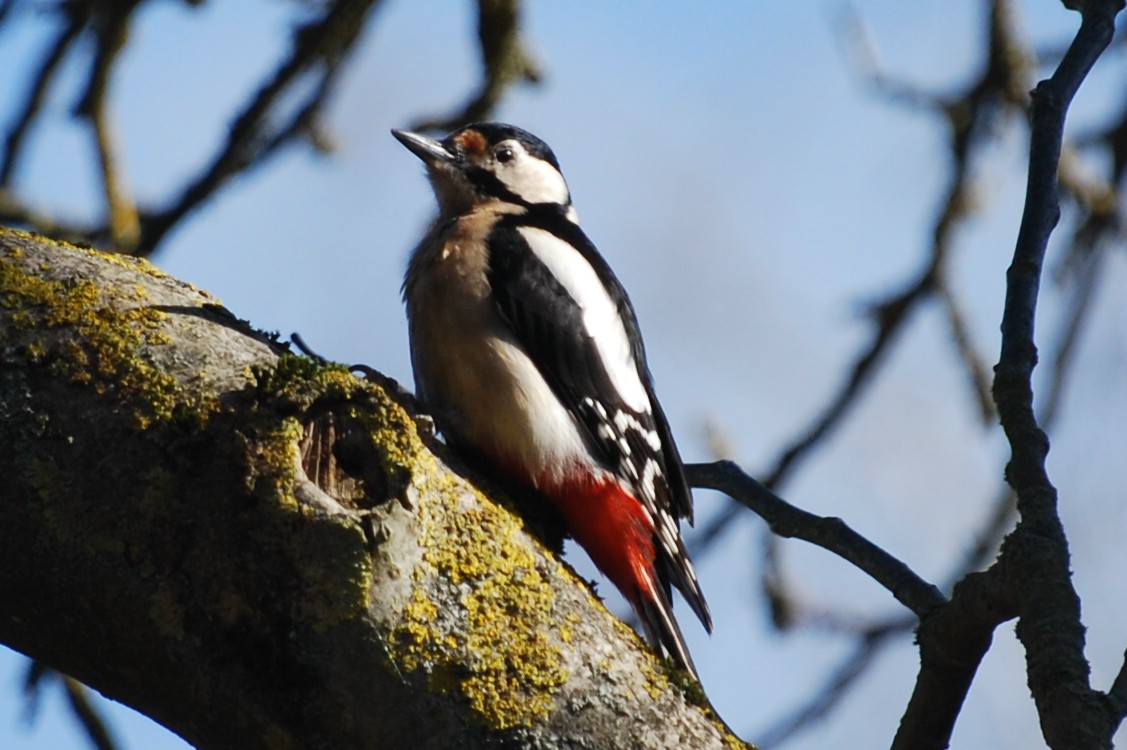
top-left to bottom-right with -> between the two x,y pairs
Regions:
324,376 -> 576,728
248,416 -> 304,503
394,472 -> 569,730
0,248 -> 215,430
72,241 -> 170,280
245,357 -> 390,627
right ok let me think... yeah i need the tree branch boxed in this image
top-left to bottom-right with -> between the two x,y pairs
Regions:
685,461 -> 945,618
76,1 -> 144,253
410,0 -> 542,132
755,619 -> 909,748
991,3 -> 1123,747
0,12 -> 84,187
0,228 -> 743,750
693,0 -> 1033,603
61,675 -> 121,750
1109,651 -> 1127,728
137,0 -> 384,256
892,3 -> 1126,748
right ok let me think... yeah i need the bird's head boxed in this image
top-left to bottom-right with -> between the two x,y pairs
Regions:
392,122 -> 575,221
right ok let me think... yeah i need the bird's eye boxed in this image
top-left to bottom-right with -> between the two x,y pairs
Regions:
495,146 -> 515,164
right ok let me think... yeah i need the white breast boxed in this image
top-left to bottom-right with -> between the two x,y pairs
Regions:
406,218 -> 600,486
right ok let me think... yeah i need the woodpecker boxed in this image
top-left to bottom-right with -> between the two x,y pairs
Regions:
393,122 -> 711,678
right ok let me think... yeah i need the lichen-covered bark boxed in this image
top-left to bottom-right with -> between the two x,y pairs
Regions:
0,228 -> 743,749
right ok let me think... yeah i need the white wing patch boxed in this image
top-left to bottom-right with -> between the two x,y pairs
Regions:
517,226 -> 650,413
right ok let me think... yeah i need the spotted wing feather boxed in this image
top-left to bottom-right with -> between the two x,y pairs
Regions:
486,210 -> 711,631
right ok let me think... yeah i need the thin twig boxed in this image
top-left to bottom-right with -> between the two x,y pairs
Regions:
62,676 -> 120,750
410,0 -> 542,132
0,13 -> 84,186
686,461 -> 946,617
756,621 -> 909,749
77,1 -> 143,253
936,278 -> 996,424
941,160 -> 1112,586
21,662 -> 121,750
1109,650 -> 1127,727
136,0 -> 384,256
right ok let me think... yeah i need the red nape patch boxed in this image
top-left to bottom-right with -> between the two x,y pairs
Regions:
454,129 -> 488,157
543,475 -> 659,607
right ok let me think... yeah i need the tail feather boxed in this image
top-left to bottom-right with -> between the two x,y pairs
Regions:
633,583 -> 699,680
659,542 -> 713,634
544,475 -> 705,679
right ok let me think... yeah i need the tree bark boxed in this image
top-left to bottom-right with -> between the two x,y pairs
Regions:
0,227 -> 741,749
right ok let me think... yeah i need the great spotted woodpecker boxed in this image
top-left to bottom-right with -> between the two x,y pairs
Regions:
393,123 -> 711,678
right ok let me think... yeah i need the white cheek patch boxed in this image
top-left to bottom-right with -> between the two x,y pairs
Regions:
517,226 -> 650,413
496,145 -> 571,206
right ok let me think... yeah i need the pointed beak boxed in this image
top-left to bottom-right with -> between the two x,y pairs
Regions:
391,129 -> 455,166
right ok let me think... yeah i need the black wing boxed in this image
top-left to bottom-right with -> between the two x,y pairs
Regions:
486,210 -> 660,478
486,210 -> 710,629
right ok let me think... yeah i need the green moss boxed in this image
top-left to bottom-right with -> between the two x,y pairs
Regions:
244,360 -> 387,629
289,507 -> 374,630
663,661 -> 707,706
3,239 -> 568,729
257,353 -> 575,728
250,354 -> 357,410
0,252 -> 213,430
26,454 -> 125,555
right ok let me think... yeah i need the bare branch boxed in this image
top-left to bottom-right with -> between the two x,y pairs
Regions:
891,3 -> 1125,748
0,12 -> 84,186
756,618 -> 911,748
990,4 -> 1123,747
62,676 -> 121,750
21,662 -> 121,750
686,461 -> 946,618
936,278 -> 996,424
693,0 -> 1035,561
410,0 -> 543,132
76,1 -> 144,253
892,569 -> 1017,750
1109,650 -> 1127,728
137,0 -> 384,256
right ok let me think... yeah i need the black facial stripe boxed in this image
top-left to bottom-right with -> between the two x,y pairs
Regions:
465,164 -> 571,209
465,167 -> 527,205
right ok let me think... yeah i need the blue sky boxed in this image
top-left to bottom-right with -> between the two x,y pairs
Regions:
2,2 -> 1125,748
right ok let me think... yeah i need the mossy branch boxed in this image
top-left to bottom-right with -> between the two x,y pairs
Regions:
0,227 -> 745,750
